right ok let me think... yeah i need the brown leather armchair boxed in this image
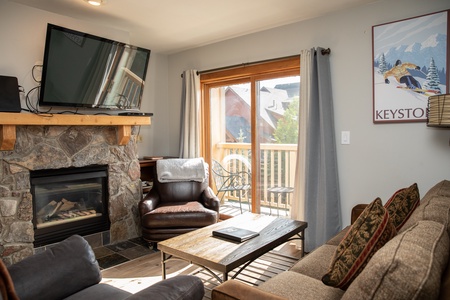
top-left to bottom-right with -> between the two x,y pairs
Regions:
138,160 -> 220,244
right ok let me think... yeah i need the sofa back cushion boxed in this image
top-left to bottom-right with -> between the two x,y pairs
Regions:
7,235 -> 101,300
400,180 -> 450,235
342,220 -> 449,300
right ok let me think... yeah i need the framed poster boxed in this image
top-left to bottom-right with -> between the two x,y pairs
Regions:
373,10 -> 449,123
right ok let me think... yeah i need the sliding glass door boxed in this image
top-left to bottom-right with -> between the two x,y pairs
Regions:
201,57 -> 300,215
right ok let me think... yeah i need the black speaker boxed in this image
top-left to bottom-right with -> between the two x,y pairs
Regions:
0,75 -> 21,112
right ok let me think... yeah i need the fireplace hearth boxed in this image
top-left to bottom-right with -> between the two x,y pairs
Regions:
31,165 -> 110,247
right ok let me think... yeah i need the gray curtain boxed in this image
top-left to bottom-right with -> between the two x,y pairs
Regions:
179,70 -> 201,158
291,47 -> 342,252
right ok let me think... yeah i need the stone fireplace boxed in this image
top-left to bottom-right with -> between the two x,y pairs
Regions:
0,125 -> 142,265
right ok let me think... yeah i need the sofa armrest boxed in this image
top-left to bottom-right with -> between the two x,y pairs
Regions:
212,280 -> 287,300
351,204 -> 368,224
127,275 -> 204,300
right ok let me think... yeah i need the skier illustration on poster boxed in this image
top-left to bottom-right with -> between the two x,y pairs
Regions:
384,59 -> 422,89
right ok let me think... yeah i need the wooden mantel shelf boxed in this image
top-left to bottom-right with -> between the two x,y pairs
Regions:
0,112 -> 151,151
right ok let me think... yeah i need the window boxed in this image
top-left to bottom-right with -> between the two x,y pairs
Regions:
201,56 -> 300,215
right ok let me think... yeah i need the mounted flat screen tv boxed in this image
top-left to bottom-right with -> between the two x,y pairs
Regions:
39,24 -> 151,110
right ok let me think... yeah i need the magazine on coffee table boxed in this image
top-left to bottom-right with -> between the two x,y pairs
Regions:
212,226 -> 259,242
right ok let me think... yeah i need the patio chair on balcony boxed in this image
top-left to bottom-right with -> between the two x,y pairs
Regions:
211,159 -> 251,213
267,186 -> 294,216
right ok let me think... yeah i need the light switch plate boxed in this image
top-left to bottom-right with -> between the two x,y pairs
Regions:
341,131 -> 350,145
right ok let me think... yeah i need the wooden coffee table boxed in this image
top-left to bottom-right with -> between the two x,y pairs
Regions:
157,212 -> 307,282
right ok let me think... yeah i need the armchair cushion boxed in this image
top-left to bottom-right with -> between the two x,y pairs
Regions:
143,202 -> 218,228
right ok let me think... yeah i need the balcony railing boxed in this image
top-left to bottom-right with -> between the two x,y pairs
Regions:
212,142 -> 297,216
117,68 -> 144,108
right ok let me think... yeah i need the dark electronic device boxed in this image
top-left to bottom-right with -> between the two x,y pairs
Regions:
0,75 -> 21,112
118,112 -> 153,116
39,24 -> 151,111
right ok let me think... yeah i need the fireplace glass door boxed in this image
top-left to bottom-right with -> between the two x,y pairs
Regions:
31,165 -> 109,246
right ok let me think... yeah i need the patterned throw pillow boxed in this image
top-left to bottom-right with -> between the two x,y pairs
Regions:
384,183 -> 420,231
322,198 -> 397,290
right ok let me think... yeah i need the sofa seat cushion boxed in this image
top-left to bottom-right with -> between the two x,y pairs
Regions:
259,271 -> 344,300
290,244 -> 337,280
322,198 -> 397,289
129,275 -> 205,300
384,183 -> 420,231
142,201 -> 218,228
342,220 -> 450,300
63,283 -> 132,300
212,279 -> 287,300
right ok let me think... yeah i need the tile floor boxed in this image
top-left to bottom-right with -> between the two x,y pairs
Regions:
93,237 -> 157,269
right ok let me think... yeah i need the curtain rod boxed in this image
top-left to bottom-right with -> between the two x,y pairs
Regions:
180,48 -> 330,78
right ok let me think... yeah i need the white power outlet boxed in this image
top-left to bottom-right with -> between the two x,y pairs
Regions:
34,61 -> 43,82
341,131 -> 350,145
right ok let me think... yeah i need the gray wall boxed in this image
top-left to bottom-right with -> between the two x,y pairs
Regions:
0,0 -> 169,161
166,0 -> 450,225
1,0 -> 449,227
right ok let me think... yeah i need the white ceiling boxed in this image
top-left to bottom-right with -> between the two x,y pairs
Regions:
10,0 -> 379,54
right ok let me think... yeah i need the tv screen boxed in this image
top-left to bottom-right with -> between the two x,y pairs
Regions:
39,24 -> 151,110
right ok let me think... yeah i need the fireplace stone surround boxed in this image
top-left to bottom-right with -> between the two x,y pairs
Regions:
0,125 -> 142,265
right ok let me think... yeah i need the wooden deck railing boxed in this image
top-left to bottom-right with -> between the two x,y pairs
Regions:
212,142 -> 297,215
118,68 -> 144,108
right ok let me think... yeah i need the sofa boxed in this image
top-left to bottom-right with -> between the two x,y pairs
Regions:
212,179 -> 450,300
0,235 -> 204,300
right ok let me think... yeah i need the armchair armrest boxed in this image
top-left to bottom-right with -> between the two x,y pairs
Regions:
202,187 -> 220,213
212,280 -> 286,300
138,189 -> 161,216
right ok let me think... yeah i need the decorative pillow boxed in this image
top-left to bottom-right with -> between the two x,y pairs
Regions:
384,183 -> 420,231
322,198 -> 397,290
